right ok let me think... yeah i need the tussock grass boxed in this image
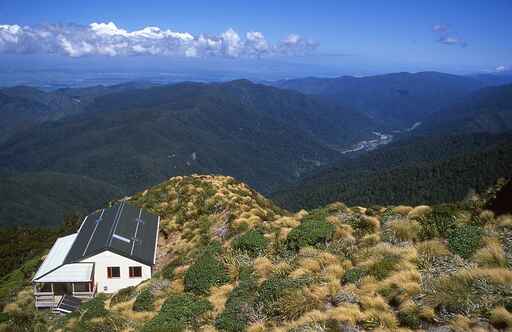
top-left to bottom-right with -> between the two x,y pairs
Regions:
391,218 -> 421,242
12,175 -> 512,331
473,242 -> 508,267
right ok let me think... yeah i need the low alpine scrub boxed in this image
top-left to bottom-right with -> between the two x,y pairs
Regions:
286,218 -> 335,250
133,288 -> 155,312
141,293 -> 213,332
184,242 -> 229,294
232,230 -> 268,256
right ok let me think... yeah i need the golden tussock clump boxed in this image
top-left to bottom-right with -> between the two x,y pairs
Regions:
326,304 -> 364,326
390,218 -> 421,242
450,314 -> 473,332
208,284 -> 235,315
274,216 -> 300,228
497,214 -> 512,228
473,242 -> 508,267
2,302 -> 19,313
479,210 -> 495,224
392,205 -> 413,216
272,261 -> 292,276
468,267 -> 512,284
334,224 -> 355,242
407,205 -> 432,219
363,216 -> 381,233
169,277 -> 185,293
247,323 -> 266,332
253,256 -> 273,280
360,233 -> 381,246
416,239 -> 450,258
490,306 -> 512,329
298,257 -> 322,273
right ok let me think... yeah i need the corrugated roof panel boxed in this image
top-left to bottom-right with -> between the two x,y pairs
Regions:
35,263 -> 94,283
33,233 -> 78,281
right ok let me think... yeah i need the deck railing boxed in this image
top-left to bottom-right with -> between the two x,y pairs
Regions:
34,292 -> 57,308
72,283 -> 97,299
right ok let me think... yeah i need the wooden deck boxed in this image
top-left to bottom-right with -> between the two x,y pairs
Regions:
34,283 -> 97,309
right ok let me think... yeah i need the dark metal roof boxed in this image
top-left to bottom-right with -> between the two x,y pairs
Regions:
64,202 -> 159,266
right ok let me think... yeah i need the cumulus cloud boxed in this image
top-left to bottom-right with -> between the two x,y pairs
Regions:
0,22 -> 318,58
432,23 -> 467,47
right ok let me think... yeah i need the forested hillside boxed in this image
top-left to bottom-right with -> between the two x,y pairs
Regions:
0,80 -> 380,226
272,133 -> 512,210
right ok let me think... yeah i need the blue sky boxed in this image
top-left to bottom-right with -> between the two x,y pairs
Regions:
0,0 -> 510,79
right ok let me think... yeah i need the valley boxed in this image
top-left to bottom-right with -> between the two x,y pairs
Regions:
1,73 -> 511,227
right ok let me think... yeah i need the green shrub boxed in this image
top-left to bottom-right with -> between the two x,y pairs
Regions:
184,243 -> 229,294
161,257 -> 183,280
368,254 -> 401,280
232,230 -> 268,256
286,219 -> 335,250
133,289 -> 155,312
342,267 -> 366,284
215,268 -> 257,331
110,286 -> 136,306
79,294 -> 109,320
448,224 -> 483,258
141,294 -> 213,332
398,308 -> 421,328
0,312 -> 8,323
256,276 -> 314,318
419,205 -> 458,239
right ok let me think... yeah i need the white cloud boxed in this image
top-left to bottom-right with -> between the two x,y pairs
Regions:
278,34 -> 318,55
438,35 -> 467,47
432,23 -> 467,47
432,24 -> 448,33
496,65 -> 509,72
0,22 -> 318,58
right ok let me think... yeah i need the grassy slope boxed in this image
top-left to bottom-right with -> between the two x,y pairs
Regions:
2,175 -> 512,332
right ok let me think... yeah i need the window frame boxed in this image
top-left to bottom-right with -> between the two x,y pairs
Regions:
107,266 -> 121,279
129,266 -> 142,278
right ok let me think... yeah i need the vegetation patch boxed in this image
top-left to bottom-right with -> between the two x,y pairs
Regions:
184,242 -> 229,294
78,294 -> 109,321
448,224 -> 483,258
161,257 -> 184,280
141,293 -> 213,332
368,254 -> 402,280
232,230 -> 268,256
215,268 -> 257,331
342,267 -> 367,284
418,205 -> 458,239
110,286 -> 136,306
286,218 -> 335,250
133,288 -> 155,312
256,275 -> 315,318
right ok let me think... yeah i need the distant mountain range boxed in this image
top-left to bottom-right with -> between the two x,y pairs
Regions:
1,71 -> 511,226
271,71 -> 500,128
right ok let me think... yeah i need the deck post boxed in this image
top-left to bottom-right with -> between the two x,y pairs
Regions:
72,283 -> 75,295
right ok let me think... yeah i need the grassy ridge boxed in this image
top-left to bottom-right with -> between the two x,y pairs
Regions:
1,175 -> 512,331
